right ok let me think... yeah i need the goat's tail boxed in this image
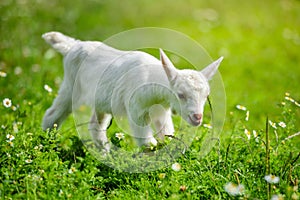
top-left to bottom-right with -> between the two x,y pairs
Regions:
42,32 -> 78,56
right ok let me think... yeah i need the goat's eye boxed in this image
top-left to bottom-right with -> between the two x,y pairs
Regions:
178,93 -> 185,100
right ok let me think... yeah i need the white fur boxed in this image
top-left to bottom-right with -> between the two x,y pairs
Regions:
42,32 -> 223,151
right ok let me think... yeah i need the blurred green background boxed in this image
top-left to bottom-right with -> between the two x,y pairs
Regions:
1,0 -> 299,130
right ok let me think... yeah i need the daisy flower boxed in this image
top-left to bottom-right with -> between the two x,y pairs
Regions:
171,162 -> 181,172
14,66 -> 22,75
13,123 -> 18,133
44,84 -> 53,93
203,123 -> 212,129
3,98 -> 12,108
224,182 -> 245,196
25,159 -> 33,164
285,96 -> 295,103
253,130 -> 260,142
158,173 -> 166,179
0,71 -> 7,77
115,132 -> 125,140
253,130 -> 258,138
269,120 -> 277,129
291,193 -> 298,200
245,110 -> 250,121
244,129 -> 251,140
11,105 -> 17,111
271,194 -> 284,200
236,105 -> 247,111
7,141 -> 14,147
6,134 -> 15,141
68,166 -> 77,174
264,174 -> 280,184
59,189 -> 64,196
278,122 -> 286,128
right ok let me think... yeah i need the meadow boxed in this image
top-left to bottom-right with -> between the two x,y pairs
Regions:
1,0 -> 300,199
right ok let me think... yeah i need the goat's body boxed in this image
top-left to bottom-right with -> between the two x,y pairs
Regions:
67,42 -> 169,114
42,32 -> 174,149
42,32 -> 222,151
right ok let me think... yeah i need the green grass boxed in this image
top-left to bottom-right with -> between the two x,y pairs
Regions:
1,0 -> 300,199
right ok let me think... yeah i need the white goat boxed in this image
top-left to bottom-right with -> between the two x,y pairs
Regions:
42,32 -> 223,151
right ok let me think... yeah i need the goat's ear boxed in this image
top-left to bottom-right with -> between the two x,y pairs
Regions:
160,49 -> 177,81
200,56 -> 223,80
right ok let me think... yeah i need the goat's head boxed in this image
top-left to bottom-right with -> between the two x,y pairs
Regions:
160,49 -> 223,126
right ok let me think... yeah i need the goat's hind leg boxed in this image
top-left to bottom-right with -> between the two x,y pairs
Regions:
89,112 -> 112,152
42,85 -> 72,131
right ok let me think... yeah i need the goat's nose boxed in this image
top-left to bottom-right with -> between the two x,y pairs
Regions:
193,114 -> 202,121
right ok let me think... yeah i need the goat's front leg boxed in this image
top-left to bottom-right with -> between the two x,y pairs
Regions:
154,108 -> 175,142
129,117 -> 157,147
89,112 -> 112,152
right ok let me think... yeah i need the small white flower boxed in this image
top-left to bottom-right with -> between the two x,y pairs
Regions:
31,64 -> 41,72
14,66 -> 22,75
245,110 -> 250,121
68,167 -> 76,174
44,84 -> 53,93
7,141 -> 14,147
264,174 -> 280,184
203,123 -> 212,129
25,159 -> 33,164
236,105 -> 247,111
253,130 -> 260,142
59,189 -> 64,196
285,96 -> 295,103
278,122 -> 286,128
0,71 -> 7,77
158,173 -> 166,179
291,192 -> 299,200
269,120 -> 277,129
171,162 -> 181,172
35,144 -> 43,150
6,134 -> 15,141
115,132 -> 125,140
44,49 -> 57,60
271,194 -> 284,200
295,101 -> 300,107
11,105 -> 17,111
224,182 -> 245,196
3,98 -> 12,108
244,129 -> 251,140
13,123 -> 18,133
285,92 -> 290,96
253,130 -> 258,138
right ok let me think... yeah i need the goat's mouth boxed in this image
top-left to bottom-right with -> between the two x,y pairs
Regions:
188,115 -> 201,126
